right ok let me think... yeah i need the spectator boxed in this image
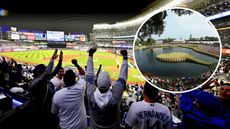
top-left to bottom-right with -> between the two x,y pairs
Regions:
50,67 -> 65,91
28,49 -> 60,129
125,82 -> 172,129
218,83 -> 230,128
51,68 -> 87,129
85,46 -> 128,129
179,89 -> 227,129
50,51 -> 64,91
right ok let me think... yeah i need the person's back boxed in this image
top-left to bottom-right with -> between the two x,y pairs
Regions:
30,78 -> 55,112
52,67 -> 87,129
126,101 -> 172,129
88,84 -> 125,129
125,82 -> 172,129
52,79 -> 86,129
86,47 -> 128,129
28,49 -> 59,129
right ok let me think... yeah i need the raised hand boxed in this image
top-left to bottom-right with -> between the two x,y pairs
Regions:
88,46 -> 97,56
52,49 -> 58,60
2,57 -> 5,61
59,50 -> 63,61
72,59 -> 78,65
120,50 -> 128,57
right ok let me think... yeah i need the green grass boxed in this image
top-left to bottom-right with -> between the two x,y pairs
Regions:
156,52 -> 216,70
0,50 -> 144,84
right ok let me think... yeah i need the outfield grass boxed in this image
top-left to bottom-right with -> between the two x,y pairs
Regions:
0,50 -> 144,84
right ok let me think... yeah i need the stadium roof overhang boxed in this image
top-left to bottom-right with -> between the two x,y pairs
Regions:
93,0 -> 185,30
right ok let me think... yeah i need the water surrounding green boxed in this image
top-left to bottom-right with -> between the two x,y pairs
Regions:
135,47 -> 219,77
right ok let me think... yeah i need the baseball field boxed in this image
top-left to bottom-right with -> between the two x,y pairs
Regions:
0,49 -> 145,85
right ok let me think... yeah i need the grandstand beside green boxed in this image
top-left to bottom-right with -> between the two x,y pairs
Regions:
0,50 -> 144,84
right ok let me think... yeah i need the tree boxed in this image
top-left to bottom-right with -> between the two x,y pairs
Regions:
204,36 -> 218,41
171,9 -> 193,16
162,38 -> 175,43
147,38 -> 156,45
137,9 -> 193,43
138,11 -> 167,43
135,38 -> 141,46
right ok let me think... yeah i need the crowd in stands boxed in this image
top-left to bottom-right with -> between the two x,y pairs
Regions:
191,0 -> 230,50
144,71 -> 212,92
196,44 -> 220,56
93,26 -> 137,38
213,57 -> 230,81
0,47 -> 230,129
218,30 -> 230,48
211,17 -> 230,28
120,69 -> 230,129
0,41 -> 19,50
199,0 -> 230,16
208,15 -> 230,49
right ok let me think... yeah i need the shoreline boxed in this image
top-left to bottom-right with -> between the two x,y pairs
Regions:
135,44 -> 220,59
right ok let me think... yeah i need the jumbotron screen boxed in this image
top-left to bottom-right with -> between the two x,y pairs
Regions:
35,33 -> 47,40
46,31 -> 64,41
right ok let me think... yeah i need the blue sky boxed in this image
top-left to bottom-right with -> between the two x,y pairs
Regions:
151,9 -> 219,40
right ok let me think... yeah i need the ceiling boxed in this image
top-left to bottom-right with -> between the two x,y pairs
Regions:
0,0 -> 155,14
0,0 -> 156,34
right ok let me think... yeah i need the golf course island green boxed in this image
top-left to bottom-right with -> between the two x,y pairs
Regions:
156,52 -> 214,67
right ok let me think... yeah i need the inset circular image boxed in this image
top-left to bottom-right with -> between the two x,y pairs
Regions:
133,7 -> 221,93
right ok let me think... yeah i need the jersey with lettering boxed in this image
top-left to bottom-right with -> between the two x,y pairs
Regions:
125,100 -> 172,129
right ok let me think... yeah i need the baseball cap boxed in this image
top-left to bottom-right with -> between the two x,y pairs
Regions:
97,71 -> 111,92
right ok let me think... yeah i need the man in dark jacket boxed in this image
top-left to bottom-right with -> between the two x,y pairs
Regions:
28,49 -> 62,129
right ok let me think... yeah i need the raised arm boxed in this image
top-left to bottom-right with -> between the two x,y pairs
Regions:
72,59 -> 85,76
50,50 -> 63,79
179,89 -> 201,112
111,50 -> 128,100
118,50 -> 128,82
29,49 -> 58,90
85,47 -> 97,97
86,47 -> 97,82
200,78 -> 217,90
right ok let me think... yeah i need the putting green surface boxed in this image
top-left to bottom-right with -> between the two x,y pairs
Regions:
156,52 -> 213,66
0,50 -> 144,84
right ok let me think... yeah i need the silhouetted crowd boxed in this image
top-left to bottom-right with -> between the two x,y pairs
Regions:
0,47 -> 230,129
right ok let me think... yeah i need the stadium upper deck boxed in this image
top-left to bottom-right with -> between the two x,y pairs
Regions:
92,0 -> 230,49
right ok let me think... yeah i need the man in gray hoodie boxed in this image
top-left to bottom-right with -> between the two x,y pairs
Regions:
85,46 -> 128,129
